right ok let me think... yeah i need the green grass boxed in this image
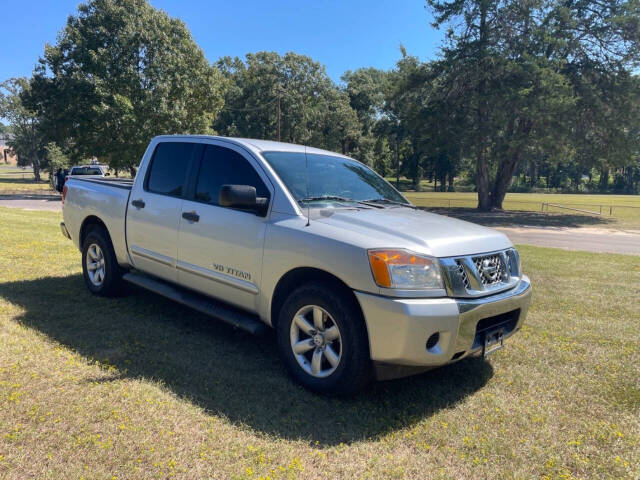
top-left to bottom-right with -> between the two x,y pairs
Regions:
405,191 -> 640,208
0,165 -> 55,194
0,207 -> 638,479
404,192 -> 640,230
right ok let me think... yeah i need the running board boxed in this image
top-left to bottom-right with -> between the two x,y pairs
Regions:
123,272 -> 269,335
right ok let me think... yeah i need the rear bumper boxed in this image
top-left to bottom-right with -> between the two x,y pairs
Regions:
60,222 -> 71,240
355,276 -> 532,369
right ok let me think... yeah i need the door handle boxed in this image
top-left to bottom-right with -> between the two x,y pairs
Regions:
131,199 -> 145,209
182,211 -> 200,222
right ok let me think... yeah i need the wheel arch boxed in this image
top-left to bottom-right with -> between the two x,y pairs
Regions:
270,267 -> 365,331
79,215 -> 110,248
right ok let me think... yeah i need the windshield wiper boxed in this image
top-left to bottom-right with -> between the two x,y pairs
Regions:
299,195 -> 354,203
298,196 -> 385,209
362,198 -> 417,209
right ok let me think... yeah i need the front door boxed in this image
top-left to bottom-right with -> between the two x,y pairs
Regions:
126,141 -> 199,283
177,143 -> 273,312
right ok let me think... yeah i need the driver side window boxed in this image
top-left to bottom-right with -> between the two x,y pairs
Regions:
195,145 -> 269,206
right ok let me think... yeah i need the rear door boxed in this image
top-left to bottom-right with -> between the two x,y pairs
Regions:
177,142 -> 273,311
126,141 -> 200,283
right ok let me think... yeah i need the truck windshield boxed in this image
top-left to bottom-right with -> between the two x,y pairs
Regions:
262,151 -> 409,206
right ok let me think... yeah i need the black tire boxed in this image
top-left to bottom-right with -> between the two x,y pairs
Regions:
81,226 -> 123,297
276,282 -> 371,395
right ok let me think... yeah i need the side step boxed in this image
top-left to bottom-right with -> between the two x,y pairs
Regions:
123,272 -> 269,335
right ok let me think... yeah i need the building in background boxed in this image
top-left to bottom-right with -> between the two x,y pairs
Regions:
0,134 -> 18,164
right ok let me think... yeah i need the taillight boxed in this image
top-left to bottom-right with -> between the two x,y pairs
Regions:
62,185 -> 68,205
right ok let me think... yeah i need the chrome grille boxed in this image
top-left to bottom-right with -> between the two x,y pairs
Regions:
456,260 -> 471,289
473,254 -> 506,286
440,248 -> 520,298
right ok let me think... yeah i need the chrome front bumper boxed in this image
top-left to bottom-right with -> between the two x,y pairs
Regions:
355,276 -> 532,370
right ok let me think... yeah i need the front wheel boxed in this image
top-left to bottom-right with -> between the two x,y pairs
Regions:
276,283 -> 371,395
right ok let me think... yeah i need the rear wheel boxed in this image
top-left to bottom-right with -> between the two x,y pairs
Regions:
276,283 -> 371,395
81,227 -> 123,297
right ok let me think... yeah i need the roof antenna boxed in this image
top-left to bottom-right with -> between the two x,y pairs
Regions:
305,146 -> 310,226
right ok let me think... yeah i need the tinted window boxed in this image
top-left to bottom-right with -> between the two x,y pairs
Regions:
195,145 -> 269,205
71,167 -> 102,175
146,142 -> 195,197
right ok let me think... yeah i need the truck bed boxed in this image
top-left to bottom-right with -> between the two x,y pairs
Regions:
63,175 -> 133,266
69,176 -> 134,190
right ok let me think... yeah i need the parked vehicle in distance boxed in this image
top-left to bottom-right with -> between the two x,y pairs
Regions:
69,165 -> 109,177
60,136 -> 532,394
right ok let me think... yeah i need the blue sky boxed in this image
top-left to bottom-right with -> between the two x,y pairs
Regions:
1,0 -> 443,84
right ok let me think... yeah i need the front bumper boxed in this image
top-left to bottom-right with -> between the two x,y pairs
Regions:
355,276 -> 532,370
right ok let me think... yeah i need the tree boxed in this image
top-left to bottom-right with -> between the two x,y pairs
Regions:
215,52 -> 362,156
372,137 -> 392,176
0,78 -> 45,181
44,142 -> 71,188
427,0 -> 640,209
215,52 -> 332,145
342,67 -> 389,136
342,68 -> 393,170
571,71 -> 640,192
321,89 -> 361,155
24,0 -> 225,176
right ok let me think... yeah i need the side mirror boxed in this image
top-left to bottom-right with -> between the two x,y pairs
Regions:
104,172 -> 110,176
219,185 -> 268,215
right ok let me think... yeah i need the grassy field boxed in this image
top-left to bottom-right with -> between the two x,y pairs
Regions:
0,165 -> 55,194
0,207 -> 639,479
404,191 -> 640,230
404,191 -> 640,209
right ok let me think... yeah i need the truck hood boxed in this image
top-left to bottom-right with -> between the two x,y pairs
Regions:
314,206 -> 512,257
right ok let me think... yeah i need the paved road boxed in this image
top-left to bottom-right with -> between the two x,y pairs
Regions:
1,197 -> 638,255
495,226 -> 640,255
0,197 -> 62,211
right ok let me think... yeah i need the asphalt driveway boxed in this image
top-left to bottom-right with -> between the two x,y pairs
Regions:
0,196 -> 62,211
495,226 -> 640,255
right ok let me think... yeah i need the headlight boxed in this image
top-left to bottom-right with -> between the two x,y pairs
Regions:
368,249 -> 443,289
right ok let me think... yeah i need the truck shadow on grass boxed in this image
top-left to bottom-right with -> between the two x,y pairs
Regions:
1,274 -> 493,446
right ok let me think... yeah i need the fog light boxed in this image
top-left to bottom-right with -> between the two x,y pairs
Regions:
426,332 -> 440,351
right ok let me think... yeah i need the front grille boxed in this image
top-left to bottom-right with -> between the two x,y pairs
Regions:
440,248 -> 521,298
473,254 -> 506,286
456,260 -> 471,289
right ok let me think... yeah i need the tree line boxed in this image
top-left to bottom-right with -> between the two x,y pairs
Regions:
1,0 -> 639,209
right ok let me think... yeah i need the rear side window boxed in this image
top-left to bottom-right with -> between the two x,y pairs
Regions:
146,142 -> 195,197
195,145 -> 269,205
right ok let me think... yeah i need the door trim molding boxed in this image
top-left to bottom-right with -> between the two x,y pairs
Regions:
130,245 -> 175,267
176,260 -> 259,295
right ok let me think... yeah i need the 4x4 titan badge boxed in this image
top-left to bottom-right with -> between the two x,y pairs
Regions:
212,262 -> 252,281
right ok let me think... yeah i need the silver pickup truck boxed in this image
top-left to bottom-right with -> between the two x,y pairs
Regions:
61,135 -> 532,394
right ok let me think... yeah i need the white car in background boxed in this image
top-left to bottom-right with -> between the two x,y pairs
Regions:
68,165 -> 110,178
